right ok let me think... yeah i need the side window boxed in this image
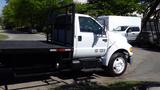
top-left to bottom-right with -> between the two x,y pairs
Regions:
127,27 -> 140,33
79,17 -> 102,34
127,28 -> 132,33
132,27 -> 140,32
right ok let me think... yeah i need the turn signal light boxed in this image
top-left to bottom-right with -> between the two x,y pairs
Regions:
129,47 -> 133,53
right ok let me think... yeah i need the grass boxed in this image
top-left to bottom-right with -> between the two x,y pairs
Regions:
51,81 -> 144,90
106,81 -> 143,90
0,34 -> 8,40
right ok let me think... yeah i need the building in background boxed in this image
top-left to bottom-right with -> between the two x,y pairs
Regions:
73,0 -> 88,4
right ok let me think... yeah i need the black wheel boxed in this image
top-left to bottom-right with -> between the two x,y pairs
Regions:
108,53 -> 127,76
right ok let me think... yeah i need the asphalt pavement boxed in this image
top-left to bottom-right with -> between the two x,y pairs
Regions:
95,46 -> 160,80
1,31 -> 46,41
125,47 -> 160,81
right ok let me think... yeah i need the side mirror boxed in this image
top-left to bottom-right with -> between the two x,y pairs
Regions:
102,20 -> 106,35
102,27 -> 106,35
96,18 -> 106,35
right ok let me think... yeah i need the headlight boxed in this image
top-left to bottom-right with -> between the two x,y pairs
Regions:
129,47 -> 133,53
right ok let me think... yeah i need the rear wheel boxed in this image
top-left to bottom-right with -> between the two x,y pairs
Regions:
108,53 -> 127,76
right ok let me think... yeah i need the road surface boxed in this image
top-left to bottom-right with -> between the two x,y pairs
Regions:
0,32 -> 160,89
3,32 -> 46,40
95,47 -> 160,83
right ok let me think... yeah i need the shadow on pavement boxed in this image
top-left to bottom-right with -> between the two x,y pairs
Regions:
0,71 -> 96,90
130,41 -> 160,52
54,81 -> 160,90
1,71 -> 160,90
0,75 -> 67,90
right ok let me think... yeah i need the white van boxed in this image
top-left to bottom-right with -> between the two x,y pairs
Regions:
97,15 -> 141,42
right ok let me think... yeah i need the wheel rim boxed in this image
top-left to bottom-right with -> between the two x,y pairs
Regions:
113,57 -> 125,74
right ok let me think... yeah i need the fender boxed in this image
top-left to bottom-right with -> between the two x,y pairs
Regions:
101,32 -> 133,66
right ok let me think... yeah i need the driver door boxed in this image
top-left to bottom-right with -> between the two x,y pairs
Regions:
74,16 -> 108,58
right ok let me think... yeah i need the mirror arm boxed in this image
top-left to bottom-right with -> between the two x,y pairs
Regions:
102,20 -> 106,35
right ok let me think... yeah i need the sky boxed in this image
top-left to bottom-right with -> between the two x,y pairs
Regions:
0,0 -> 6,16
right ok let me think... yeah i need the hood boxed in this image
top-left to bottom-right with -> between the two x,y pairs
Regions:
108,31 -> 127,43
107,31 -> 133,56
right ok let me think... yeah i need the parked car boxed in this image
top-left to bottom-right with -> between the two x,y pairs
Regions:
113,26 -> 141,42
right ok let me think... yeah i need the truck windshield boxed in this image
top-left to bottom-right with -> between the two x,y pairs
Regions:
113,26 -> 128,31
52,14 -> 73,47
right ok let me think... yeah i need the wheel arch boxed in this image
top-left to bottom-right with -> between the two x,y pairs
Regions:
112,49 -> 130,63
103,48 -> 131,66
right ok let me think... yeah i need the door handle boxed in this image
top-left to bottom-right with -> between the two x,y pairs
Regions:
102,39 -> 107,42
78,36 -> 82,41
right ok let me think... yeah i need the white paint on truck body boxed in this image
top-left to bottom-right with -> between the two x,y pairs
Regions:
102,31 -> 133,66
73,14 -> 133,66
73,14 -> 108,58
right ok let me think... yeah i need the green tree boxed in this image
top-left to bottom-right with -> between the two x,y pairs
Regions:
0,17 -> 2,25
2,0 -> 145,31
3,0 -> 72,31
3,4 -> 16,29
77,0 -> 143,16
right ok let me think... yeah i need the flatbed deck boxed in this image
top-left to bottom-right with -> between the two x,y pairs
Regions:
0,41 -> 69,54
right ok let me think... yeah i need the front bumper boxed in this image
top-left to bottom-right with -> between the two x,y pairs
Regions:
128,56 -> 133,64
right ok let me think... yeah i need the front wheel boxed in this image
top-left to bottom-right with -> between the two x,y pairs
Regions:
108,53 -> 127,76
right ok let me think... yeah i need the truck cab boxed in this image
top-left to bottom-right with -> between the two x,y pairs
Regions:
73,14 -> 108,58
53,13 -> 133,76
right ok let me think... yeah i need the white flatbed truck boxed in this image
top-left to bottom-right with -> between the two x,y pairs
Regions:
0,4 -> 133,83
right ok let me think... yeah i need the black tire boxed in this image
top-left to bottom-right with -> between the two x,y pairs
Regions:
108,53 -> 127,76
